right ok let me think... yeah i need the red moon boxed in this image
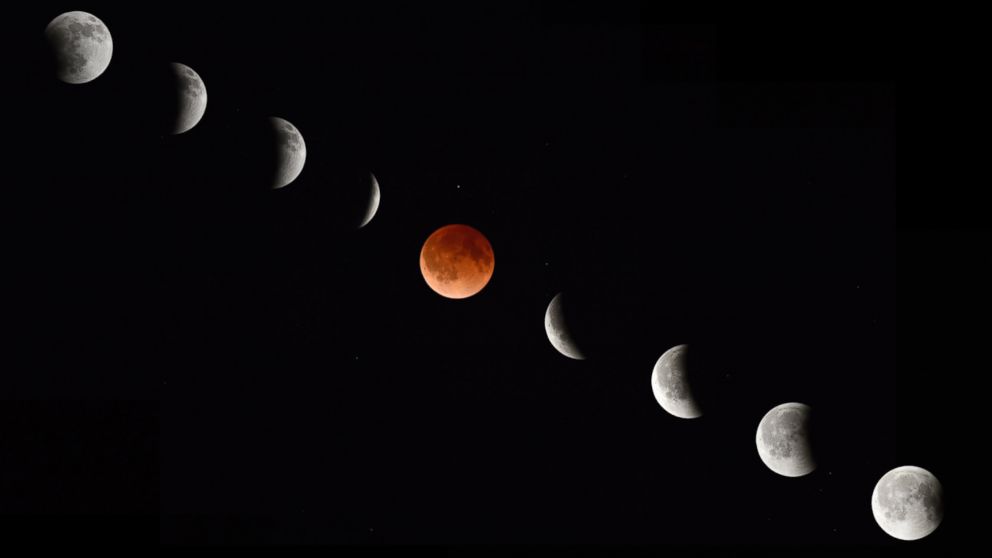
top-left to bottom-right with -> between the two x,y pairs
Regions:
420,224 -> 495,299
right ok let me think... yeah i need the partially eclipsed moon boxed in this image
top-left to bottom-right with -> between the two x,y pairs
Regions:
651,344 -> 701,419
45,11 -> 113,84
270,117 -> 306,189
755,402 -> 815,477
544,292 -> 585,360
359,173 -> 380,228
872,466 -> 944,541
419,224 -> 494,299
170,62 -> 206,134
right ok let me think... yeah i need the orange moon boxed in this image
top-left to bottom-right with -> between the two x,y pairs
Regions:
420,224 -> 495,299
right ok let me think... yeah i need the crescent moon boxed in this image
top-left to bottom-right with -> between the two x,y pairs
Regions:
170,62 -> 207,134
651,344 -> 702,419
270,117 -> 306,189
544,292 -> 585,360
359,172 -> 381,228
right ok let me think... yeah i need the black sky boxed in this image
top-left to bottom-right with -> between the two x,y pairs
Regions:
1,3 -> 971,551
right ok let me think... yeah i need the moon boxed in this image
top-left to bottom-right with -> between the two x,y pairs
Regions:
44,11 -> 113,84
544,292 -> 585,360
359,173 -> 381,228
872,466 -> 944,541
651,344 -> 701,419
419,224 -> 494,299
755,402 -> 815,477
170,63 -> 207,134
270,117 -> 306,189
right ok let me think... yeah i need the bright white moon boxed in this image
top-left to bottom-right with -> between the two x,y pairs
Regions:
871,465 -> 944,541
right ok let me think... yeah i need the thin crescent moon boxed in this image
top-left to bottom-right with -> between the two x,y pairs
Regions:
359,172 -> 381,228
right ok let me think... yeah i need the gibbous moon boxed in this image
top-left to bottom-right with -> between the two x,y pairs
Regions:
359,173 -> 381,228
45,11 -> 113,84
651,344 -> 701,419
544,292 -> 585,360
420,224 -> 494,299
270,117 -> 306,189
755,402 -> 815,477
871,466 -> 944,541
170,63 -> 207,134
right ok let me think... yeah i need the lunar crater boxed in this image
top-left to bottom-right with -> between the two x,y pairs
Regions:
178,72 -> 204,97
67,21 -> 108,42
278,128 -> 303,153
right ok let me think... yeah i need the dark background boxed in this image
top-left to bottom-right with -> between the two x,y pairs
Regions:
2,3 -> 976,550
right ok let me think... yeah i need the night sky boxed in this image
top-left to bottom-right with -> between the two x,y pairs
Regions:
2,4 -> 970,551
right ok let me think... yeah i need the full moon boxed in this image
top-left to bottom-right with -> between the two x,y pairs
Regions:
755,402 -> 815,477
651,344 -> 701,419
871,465 -> 944,541
544,292 -> 585,360
270,117 -> 306,189
170,63 -> 207,134
420,224 -> 494,299
45,11 -> 113,84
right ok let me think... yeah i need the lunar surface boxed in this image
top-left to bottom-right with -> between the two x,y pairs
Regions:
651,344 -> 701,418
544,292 -> 585,360
45,11 -> 113,84
270,117 -> 306,189
170,63 -> 207,134
419,224 -> 494,299
359,173 -> 381,228
755,402 -> 815,477
871,466 -> 944,541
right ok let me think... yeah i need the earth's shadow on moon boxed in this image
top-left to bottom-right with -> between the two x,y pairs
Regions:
658,335 -> 741,420
224,117 -> 291,194
110,64 -> 201,136
292,165 -> 382,232
626,287 -> 758,422
41,33 -> 64,81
